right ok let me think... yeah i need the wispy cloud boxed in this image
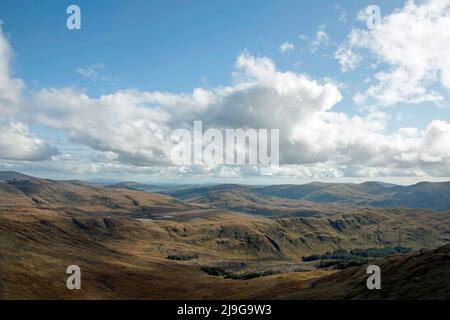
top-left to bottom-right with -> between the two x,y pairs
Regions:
335,4 -> 347,23
76,63 -> 116,83
278,41 -> 294,53
299,25 -> 331,53
310,25 -> 330,52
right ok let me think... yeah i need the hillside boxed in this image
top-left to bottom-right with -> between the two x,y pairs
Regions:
226,245 -> 450,300
1,172 -> 449,299
0,171 -> 202,219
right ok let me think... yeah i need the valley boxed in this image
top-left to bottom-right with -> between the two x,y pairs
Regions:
0,171 -> 449,299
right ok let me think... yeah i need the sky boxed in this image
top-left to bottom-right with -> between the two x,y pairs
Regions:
1,0 -> 450,184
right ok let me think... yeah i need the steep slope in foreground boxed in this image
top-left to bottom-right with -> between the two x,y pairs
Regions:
227,245 -> 450,300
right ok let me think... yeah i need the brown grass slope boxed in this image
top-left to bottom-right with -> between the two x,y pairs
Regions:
228,245 -> 450,300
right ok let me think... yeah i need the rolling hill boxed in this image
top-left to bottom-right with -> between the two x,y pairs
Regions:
0,171 -> 203,218
164,181 -> 450,211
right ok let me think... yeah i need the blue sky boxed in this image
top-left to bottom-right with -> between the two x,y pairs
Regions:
1,0 -> 450,184
0,0 -> 399,93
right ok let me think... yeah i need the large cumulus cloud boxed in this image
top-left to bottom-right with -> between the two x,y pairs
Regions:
30,52 -> 450,178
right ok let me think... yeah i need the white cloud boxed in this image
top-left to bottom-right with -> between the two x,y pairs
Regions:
34,88 -> 172,166
0,122 -> 57,161
0,22 -> 24,116
33,52 -> 343,167
279,41 -> 294,53
336,0 -> 450,106
0,23 -> 57,161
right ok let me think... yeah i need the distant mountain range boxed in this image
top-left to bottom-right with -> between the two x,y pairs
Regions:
161,181 -> 450,211
91,175 -> 450,211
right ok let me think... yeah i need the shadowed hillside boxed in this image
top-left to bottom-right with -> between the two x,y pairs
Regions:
225,245 -> 450,300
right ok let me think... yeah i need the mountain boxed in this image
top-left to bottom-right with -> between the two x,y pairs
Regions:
164,181 -> 450,211
0,171 -> 40,181
167,184 -> 348,217
371,181 -> 450,210
1,171 -> 449,299
0,171 -> 201,218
